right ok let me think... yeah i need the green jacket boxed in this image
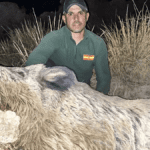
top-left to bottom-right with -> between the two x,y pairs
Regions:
25,25 -> 111,95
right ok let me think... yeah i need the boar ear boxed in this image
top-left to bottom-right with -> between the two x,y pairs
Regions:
39,66 -> 77,91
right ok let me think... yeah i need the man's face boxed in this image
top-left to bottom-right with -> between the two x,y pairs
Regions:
62,5 -> 89,33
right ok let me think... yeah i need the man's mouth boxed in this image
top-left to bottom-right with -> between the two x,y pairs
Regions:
74,23 -> 80,26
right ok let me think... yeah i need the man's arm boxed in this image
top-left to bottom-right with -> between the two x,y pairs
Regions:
94,38 -> 111,95
25,32 -> 57,66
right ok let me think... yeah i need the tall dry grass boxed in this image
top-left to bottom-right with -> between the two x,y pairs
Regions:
99,0 -> 150,85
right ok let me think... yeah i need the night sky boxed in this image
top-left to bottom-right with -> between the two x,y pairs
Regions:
16,0 -> 62,16
13,0 -> 150,16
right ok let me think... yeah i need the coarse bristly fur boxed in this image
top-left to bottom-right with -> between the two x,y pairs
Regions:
0,64 -> 150,150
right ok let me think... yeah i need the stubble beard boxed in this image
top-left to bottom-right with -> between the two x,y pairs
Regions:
68,24 -> 85,33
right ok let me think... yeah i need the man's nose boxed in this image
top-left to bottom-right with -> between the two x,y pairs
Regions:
74,14 -> 79,20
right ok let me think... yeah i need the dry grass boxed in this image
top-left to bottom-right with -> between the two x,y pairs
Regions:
100,0 -> 150,85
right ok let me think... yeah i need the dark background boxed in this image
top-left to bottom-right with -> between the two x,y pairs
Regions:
0,0 -> 150,42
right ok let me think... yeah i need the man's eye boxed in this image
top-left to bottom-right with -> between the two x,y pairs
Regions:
68,12 -> 83,16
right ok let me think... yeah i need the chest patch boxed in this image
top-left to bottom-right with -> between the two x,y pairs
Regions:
83,54 -> 95,61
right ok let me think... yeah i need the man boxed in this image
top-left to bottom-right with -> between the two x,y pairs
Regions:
25,0 -> 111,95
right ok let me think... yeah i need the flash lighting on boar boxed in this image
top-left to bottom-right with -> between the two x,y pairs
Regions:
0,64 -> 150,150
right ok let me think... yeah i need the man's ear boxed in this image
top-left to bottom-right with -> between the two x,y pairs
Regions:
62,15 -> 66,24
86,12 -> 90,22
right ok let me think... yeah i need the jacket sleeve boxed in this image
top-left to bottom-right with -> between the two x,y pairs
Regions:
94,38 -> 111,95
25,32 -> 57,66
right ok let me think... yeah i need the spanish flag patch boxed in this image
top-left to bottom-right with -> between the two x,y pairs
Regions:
83,54 -> 95,61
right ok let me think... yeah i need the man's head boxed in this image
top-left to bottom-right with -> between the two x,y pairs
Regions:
62,0 -> 89,34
